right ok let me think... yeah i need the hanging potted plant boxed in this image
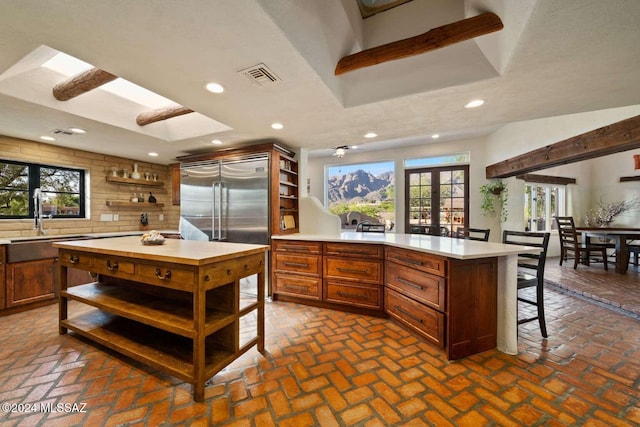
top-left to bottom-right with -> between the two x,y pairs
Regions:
480,180 -> 508,222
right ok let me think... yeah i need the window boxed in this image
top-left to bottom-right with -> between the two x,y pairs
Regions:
524,183 -> 565,232
405,165 -> 469,236
404,152 -> 470,168
326,161 -> 395,230
0,160 -> 86,219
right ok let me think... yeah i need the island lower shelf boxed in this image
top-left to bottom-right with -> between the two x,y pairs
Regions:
61,309 -> 246,383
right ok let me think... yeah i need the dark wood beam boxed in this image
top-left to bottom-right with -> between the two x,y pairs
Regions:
335,12 -> 503,76
515,174 -> 576,185
486,114 -> 640,179
52,67 -> 117,101
136,105 -> 194,126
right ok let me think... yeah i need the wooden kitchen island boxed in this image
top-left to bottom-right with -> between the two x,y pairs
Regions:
54,236 -> 268,402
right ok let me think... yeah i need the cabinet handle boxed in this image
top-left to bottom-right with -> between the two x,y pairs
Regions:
336,267 -> 368,275
283,284 -> 309,291
69,255 -> 79,264
395,305 -> 424,324
397,277 -> 424,290
334,250 -> 374,256
393,256 -> 424,266
105,260 -> 119,271
337,291 -> 369,300
155,268 -> 172,280
282,245 -> 309,251
204,275 -> 211,282
283,261 -> 309,268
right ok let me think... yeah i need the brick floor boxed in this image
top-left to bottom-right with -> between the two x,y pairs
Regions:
1,269 -> 639,426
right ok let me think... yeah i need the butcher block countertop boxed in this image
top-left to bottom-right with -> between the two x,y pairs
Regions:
53,235 -> 268,265
272,232 -> 537,259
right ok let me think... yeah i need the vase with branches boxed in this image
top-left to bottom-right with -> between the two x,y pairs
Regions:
583,197 -> 640,227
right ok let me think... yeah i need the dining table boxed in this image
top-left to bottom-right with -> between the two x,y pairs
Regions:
577,227 -> 640,274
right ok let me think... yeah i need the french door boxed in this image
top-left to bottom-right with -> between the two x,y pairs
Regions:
405,165 -> 469,236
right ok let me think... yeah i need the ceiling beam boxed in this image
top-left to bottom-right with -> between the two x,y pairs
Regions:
136,105 -> 194,126
52,67 -> 117,101
334,12 -> 503,76
515,174 -> 577,185
486,114 -> 640,179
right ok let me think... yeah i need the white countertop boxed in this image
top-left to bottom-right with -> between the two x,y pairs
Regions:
272,232 -> 538,260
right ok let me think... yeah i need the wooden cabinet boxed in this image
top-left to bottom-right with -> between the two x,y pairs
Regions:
272,240 -> 384,314
385,246 -> 497,360
5,258 -> 57,307
170,163 -> 181,206
57,237 -> 267,402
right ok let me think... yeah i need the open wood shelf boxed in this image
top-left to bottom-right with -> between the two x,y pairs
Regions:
105,201 -> 165,208
62,309 -> 236,383
106,176 -> 164,186
620,176 -> 640,182
63,282 -> 234,338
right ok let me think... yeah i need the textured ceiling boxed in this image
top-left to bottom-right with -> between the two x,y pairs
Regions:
0,0 -> 638,164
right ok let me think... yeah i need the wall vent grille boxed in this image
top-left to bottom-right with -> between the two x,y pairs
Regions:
239,63 -> 281,86
51,129 -> 74,135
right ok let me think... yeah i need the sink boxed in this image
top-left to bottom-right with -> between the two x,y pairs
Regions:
6,236 -> 91,263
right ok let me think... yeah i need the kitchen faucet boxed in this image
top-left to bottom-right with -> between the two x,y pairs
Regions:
33,188 -> 49,235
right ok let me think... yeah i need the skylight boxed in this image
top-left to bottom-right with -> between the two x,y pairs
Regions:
42,51 -> 177,109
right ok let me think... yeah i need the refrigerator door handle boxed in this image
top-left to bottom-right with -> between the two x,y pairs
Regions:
213,181 -> 220,241
219,181 -> 227,241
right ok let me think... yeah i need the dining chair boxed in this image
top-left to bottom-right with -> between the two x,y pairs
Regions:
555,216 -> 609,270
502,230 -> 551,337
455,227 -> 490,241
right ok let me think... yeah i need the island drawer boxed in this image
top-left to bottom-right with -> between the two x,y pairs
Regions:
323,243 -> 384,259
90,255 -> 135,277
324,280 -> 383,310
59,250 -> 93,269
272,240 -> 322,254
385,247 -> 447,277
385,288 -> 444,348
274,253 -> 321,276
273,274 -> 321,300
137,263 -> 196,290
324,257 -> 383,284
386,262 -> 446,311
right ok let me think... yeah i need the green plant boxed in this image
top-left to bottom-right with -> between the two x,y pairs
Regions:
480,181 -> 508,222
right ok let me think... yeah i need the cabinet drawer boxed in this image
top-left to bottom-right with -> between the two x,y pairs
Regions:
137,263 -> 196,290
386,262 -> 446,311
324,280 -> 383,310
91,256 -> 135,276
324,257 -> 383,284
202,252 -> 264,288
385,288 -> 445,348
59,250 -> 93,269
385,247 -> 446,277
274,274 -> 321,300
273,240 -> 321,254
323,243 -> 383,259
274,253 -> 321,276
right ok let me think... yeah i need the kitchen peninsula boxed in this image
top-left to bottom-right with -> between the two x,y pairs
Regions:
54,236 -> 268,402
272,232 -> 537,360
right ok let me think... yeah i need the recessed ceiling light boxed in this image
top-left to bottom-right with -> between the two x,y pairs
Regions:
351,145 -> 359,149
464,99 -> 485,108
205,82 -> 224,94
211,139 -> 222,145
364,132 -> 377,138
40,136 -> 55,141
431,134 -> 440,139
271,122 -> 284,130
69,128 -> 86,134
148,152 -> 159,157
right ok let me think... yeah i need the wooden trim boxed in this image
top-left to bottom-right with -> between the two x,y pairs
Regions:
515,174 -> 576,185
53,67 -> 117,101
136,105 -> 193,126
335,12 -> 503,75
486,114 -> 640,178
620,176 -> 640,182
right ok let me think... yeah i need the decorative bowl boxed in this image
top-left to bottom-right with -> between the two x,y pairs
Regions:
141,238 -> 165,246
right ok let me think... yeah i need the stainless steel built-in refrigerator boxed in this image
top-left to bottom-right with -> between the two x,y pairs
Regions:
179,154 -> 269,245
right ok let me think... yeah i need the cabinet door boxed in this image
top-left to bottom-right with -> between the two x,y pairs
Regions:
6,259 -> 56,307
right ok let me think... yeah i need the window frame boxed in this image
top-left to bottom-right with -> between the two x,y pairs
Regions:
0,159 -> 86,219
524,182 -> 566,232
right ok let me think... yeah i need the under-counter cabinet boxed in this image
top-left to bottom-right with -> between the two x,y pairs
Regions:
385,246 -> 497,360
5,258 -> 57,307
55,236 -> 268,402
272,240 -> 322,300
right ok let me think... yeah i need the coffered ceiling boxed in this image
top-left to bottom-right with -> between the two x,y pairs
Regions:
0,0 -> 638,164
